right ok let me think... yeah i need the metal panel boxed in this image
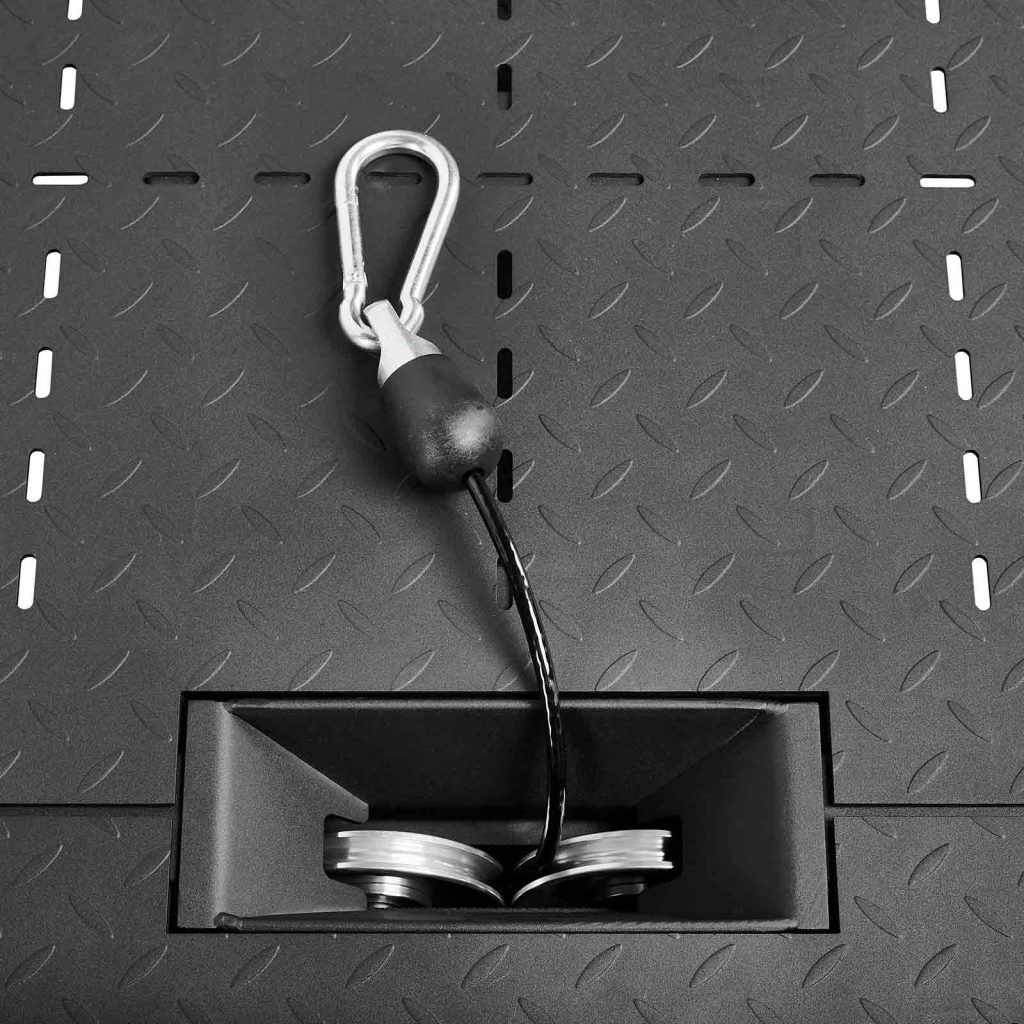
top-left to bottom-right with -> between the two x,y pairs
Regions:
1,811 -> 1023,1021
1,0 -> 1023,1016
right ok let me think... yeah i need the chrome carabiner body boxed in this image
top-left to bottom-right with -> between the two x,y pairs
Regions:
334,130 -> 460,352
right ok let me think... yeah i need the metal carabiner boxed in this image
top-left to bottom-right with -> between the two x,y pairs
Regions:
335,129 -> 460,352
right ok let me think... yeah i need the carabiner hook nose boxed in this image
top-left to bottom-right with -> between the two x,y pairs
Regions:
335,130 -> 460,352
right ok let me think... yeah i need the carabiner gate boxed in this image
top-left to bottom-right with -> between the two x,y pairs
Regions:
334,129 -> 460,352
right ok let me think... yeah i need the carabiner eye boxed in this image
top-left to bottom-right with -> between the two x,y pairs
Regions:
334,130 -> 460,352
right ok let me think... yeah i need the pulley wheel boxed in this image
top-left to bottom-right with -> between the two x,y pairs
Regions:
511,829 -> 676,908
325,830 -> 505,909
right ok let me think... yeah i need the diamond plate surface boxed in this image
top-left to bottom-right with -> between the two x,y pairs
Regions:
2,0 -> 1024,1014
2,0 -> 1022,806
1,810 -> 1023,1021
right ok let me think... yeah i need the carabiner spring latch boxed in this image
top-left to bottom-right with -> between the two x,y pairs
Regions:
334,129 -> 460,352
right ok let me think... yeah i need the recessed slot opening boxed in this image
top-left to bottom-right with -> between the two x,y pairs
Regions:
496,347 -> 514,398
66,0 -> 82,19
495,555 -> 513,608
497,63 -> 512,109
174,695 -> 830,932
143,171 -> 200,186
35,349 -> 53,398
364,170 -> 422,187
32,173 -> 88,186
18,556 -> 37,609
963,451 -> 981,503
497,0 -> 511,18
59,65 -> 77,110
920,175 -> 974,188
496,250 -> 513,300
945,252 -> 964,300
478,172 -> 533,186
26,450 -> 45,503
972,556 -> 990,610
254,171 -> 311,187
588,173 -> 644,187
698,173 -> 755,187
496,448 -> 514,503
809,173 -> 865,187
42,250 -> 61,298
930,68 -> 948,112
925,0 -> 940,23
954,349 -> 973,399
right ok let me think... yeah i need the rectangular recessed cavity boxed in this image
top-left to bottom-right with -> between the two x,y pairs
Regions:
808,173 -> 865,187
698,172 -> 755,187
963,452 -> 981,503
59,65 -> 77,110
254,171 -> 311,186
42,251 -> 61,298
920,175 -> 974,188
497,0 -> 511,18
26,451 -> 45,503
32,173 -> 88,186
143,171 -> 200,185
954,350 -> 973,399
930,68 -> 948,112
945,252 -> 964,300
174,695 -> 830,932
925,0 -> 940,23
66,0 -> 82,18
17,556 -> 37,609
588,172 -> 644,187
478,172 -> 533,186
972,556 -> 991,611
35,349 -> 53,398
